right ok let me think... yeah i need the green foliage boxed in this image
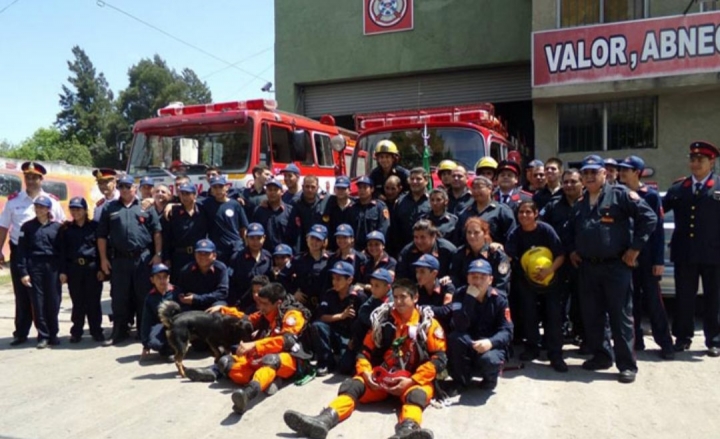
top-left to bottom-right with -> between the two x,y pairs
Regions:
8,127 -> 93,166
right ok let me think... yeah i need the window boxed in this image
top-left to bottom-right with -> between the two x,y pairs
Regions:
314,133 -> 334,167
0,173 -> 21,196
701,1 -> 719,12
259,124 -> 270,165
270,125 -> 293,164
490,142 -> 502,162
558,97 -> 656,153
559,0 -> 646,27
41,181 -> 68,201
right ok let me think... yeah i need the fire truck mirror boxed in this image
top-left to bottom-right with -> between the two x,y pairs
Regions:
292,130 -> 308,161
330,135 -> 346,152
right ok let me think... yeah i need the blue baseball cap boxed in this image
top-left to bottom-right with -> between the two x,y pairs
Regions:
366,231 -> 386,245
329,261 -> 354,277
580,155 -> 605,171
413,254 -> 440,271
335,176 -> 350,189
178,183 -> 197,194
117,175 -> 135,185
370,268 -> 393,284
151,264 -> 170,275
468,259 -> 493,275
33,195 -> 52,208
282,164 -> 301,175
209,176 -> 228,186
618,155 -> 645,171
139,176 -> 154,187
247,223 -> 265,237
357,176 -> 373,186
194,239 -> 216,253
265,177 -> 283,189
335,224 -> 354,237
273,244 -> 293,257
604,158 -> 619,168
68,197 -> 88,209
308,224 -> 328,240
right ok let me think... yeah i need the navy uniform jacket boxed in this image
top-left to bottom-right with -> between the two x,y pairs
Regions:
388,192 -> 431,255
251,202 -> 296,252
140,286 -> 178,348
540,194 -> 576,245
200,197 -> 248,256
450,286 -> 513,350
449,244 -> 511,292
290,194 -> 324,253
328,249 -> 369,283
97,198 -> 160,254
532,186 -> 563,211
240,186 -> 267,220
448,189 -> 473,216
396,238 -> 457,281
567,183 -> 657,259
59,220 -> 99,274
456,202 -> 516,246
369,165 -> 410,199
319,196 -> 356,252
317,288 -> 369,337
229,248 -> 272,308
493,187 -> 533,215
282,190 -> 300,207
349,199 -> 390,250
418,211 -> 458,241
17,218 -> 61,277
359,252 -> 398,284
418,279 -> 456,325
636,185 -> 664,267
663,174 -> 720,265
176,260 -> 229,308
162,204 -> 208,262
279,251 -> 332,306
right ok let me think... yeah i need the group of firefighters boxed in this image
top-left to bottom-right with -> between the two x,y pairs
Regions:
2,137 -> 719,439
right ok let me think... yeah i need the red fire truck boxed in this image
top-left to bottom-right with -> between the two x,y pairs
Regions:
125,99 -> 356,193
348,103 -> 522,186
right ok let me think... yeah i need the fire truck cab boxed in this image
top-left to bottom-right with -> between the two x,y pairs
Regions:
126,99 -> 355,194
349,103 -> 521,186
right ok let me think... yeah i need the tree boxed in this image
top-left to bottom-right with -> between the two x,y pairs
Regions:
56,46 -> 114,157
9,127 -> 93,166
0,139 -> 13,156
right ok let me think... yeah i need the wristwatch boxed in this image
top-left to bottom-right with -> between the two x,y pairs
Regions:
155,252 -> 162,257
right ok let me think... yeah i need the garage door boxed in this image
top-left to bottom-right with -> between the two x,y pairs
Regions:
300,64 -> 531,117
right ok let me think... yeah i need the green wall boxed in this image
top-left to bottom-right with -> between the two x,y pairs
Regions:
275,0 -> 532,112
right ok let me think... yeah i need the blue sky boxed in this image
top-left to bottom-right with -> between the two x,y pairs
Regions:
0,0 -> 275,144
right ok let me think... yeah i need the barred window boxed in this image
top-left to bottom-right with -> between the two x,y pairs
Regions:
558,98 -> 656,153
559,0 -> 646,27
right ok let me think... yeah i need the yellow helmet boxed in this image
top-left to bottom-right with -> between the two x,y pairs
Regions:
375,140 -> 400,156
520,246 -> 554,287
438,160 -> 458,172
475,156 -> 498,171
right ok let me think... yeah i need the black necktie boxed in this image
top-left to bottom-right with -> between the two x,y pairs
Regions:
502,194 -> 509,203
695,182 -> 702,196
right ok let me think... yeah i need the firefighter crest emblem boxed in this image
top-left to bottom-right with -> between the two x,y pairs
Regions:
368,0 -> 408,27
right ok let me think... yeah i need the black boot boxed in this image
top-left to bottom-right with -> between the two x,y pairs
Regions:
284,407 -> 339,439
185,366 -> 220,382
388,420 -> 434,439
231,380 -> 261,414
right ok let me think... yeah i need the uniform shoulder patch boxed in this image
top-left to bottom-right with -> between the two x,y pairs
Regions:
628,190 -> 640,201
96,198 -> 105,207
504,307 -> 512,322
383,208 -> 389,219
7,192 -> 18,200
48,193 -> 59,201
498,260 -> 510,275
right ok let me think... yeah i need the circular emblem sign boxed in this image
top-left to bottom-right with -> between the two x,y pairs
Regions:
369,0 -> 407,28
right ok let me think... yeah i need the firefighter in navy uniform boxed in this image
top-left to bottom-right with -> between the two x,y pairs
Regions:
455,176 -> 516,246
349,176 -> 390,251
369,140 -> 410,199
618,156 -> 674,359
229,224 -> 272,309
419,188 -> 458,240
281,163 -> 302,206
319,176 -> 355,252
290,175 -> 324,253
92,168 -> 119,221
493,160 -> 533,215
663,141 -> 720,357
567,155 -> 657,383
250,177 -> 296,252
201,176 -> 249,265
388,168 -> 431,255
162,183 -> 208,283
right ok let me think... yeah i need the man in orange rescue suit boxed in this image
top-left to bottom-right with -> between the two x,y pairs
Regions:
183,283 -> 312,414
283,278 -> 446,439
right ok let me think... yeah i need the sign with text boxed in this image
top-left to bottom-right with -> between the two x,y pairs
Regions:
364,0 -> 414,35
533,11 -> 720,87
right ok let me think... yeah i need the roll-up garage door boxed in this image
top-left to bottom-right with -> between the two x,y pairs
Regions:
300,64 -> 530,117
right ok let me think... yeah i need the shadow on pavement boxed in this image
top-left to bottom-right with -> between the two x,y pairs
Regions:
133,370 -> 178,380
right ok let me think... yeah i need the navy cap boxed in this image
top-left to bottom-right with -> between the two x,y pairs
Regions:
689,141 -> 720,160
580,155 -> 605,171
282,164 -> 301,175
21,161 -> 47,176
151,264 -> 171,275
247,223 -> 266,237
68,197 -> 88,209
33,195 -> 52,208
527,159 -> 544,168
335,223 -> 354,237
357,176 -> 373,186
366,230 -> 386,245
139,176 -> 154,187
618,155 -> 645,171
604,158 -> 619,167
178,183 -> 197,194
117,175 -> 135,185
335,176 -> 350,189
265,177 -> 283,189
370,268 -> 393,284
413,254 -> 440,271
194,239 -> 216,253
468,259 -> 493,275
329,261 -> 354,277
273,244 -> 293,257
308,224 -> 328,240
209,176 -> 228,186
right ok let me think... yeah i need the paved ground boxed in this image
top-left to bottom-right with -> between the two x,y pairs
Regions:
1,284 -> 719,439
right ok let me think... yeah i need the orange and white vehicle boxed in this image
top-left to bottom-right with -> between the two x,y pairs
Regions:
348,103 -> 522,187
125,99 -> 357,194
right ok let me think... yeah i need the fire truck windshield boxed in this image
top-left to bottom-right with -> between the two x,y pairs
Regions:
355,127 -> 485,176
128,123 -> 253,177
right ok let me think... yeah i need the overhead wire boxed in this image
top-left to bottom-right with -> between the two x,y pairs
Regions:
0,0 -> 21,15
228,63 -> 274,98
95,0 -> 273,83
201,47 -> 272,80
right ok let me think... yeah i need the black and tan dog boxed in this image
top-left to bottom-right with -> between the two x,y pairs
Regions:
158,301 -> 254,377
